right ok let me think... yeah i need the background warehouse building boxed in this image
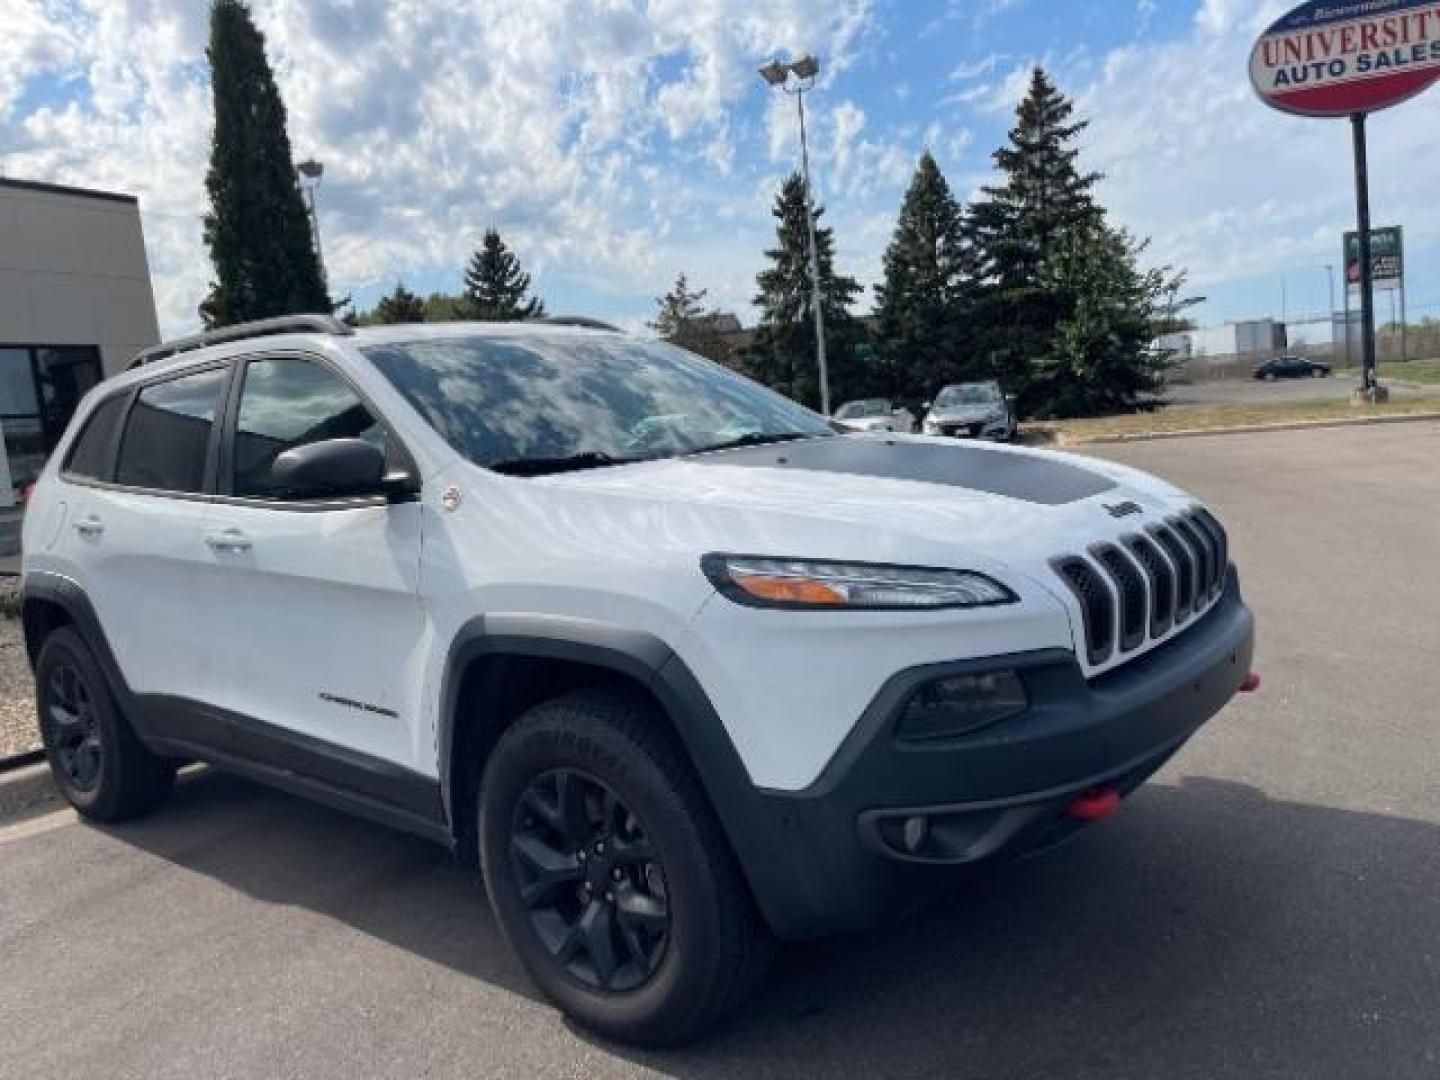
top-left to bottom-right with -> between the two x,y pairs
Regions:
0,177 -> 160,551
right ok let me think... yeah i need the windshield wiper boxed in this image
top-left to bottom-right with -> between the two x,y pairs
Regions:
686,432 -> 825,456
488,451 -> 639,477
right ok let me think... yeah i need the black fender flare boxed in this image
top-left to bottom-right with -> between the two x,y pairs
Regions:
436,613 -> 811,934
22,571 -> 136,711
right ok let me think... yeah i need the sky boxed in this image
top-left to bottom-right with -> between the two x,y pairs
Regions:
4,0 -> 1438,339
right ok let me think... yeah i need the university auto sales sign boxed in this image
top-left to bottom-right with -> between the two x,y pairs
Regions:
1250,0 -> 1440,116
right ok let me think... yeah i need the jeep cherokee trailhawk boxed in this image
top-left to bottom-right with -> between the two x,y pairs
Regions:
23,315 -> 1256,1045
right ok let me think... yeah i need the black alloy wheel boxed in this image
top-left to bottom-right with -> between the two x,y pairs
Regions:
510,768 -> 670,993
45,662 -> 102,792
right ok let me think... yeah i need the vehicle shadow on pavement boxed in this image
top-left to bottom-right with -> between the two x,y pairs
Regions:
622,774 -> 1439,1079
86,768 -> 1439,1079
92,766 -> 542,1004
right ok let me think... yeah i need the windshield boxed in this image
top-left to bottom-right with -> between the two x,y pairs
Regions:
362,334 -> 833,471
836,399 -> 891,419
935,383 -> 1001,408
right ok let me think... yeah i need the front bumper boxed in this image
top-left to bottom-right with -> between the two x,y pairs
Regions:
928,419 -> 1011,441
729,571 -> 1254,939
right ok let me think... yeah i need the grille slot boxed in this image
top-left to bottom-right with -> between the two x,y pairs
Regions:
1052,557 -> 1115,666
1192,508 -> 1230,594
1093,544 -> 1147,653
1125,533 -> 1174,637
1148,523 -> 1196,622
1172,514 -> 1215,599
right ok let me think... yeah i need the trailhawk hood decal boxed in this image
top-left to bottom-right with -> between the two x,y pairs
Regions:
689,435 -> 1115,506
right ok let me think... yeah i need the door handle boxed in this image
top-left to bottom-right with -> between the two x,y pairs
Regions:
74,516 -> 105,538
205,529 -> 252,553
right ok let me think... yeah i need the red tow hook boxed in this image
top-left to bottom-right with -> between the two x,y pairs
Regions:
1066,786 -> 1121,821
1239,671 -> 1261,693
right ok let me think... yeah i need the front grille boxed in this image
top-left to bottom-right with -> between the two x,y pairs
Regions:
1054,505 -> 1230,672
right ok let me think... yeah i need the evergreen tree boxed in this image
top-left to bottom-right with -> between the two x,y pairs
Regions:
743,174 -> 867,411
872,152 -> 975,405
422,292 -> 469,322
1033,230 -> 1181,417
462,230 -> 545,320
649,273 -> 737,366
649,273 -> 708,340
200,0 -> 329,328
965,67 -> 1176,417
372,281 -> 426,324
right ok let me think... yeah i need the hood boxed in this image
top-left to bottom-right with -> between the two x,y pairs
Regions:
530,433 -> 1194,581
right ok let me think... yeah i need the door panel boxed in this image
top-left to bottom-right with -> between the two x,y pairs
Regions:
65,486 -> 219,697
196,355 -> 426,770
198,500 -> 424,765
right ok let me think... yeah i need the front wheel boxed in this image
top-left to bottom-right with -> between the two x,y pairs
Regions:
478,687 -> 773,1045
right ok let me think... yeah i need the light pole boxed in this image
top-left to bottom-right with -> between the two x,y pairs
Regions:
759,55 -> 831,416
297,157 -> 327,287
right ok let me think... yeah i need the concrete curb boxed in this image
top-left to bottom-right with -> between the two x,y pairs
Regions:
0,759 -> 58,823
1056,410 -> 1440,447
0,748 -> 44,774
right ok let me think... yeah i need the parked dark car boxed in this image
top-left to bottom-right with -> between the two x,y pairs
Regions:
1254,356 -> 1331,381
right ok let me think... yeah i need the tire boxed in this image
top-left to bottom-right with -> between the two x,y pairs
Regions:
478,687 -> 774,1046
35,627 -> 175,822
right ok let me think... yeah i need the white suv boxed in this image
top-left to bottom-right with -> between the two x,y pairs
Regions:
22,315 -> 1255,1045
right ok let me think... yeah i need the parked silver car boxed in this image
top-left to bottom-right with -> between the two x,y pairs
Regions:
923,381 -> 1015,441
833,398 -> 917,434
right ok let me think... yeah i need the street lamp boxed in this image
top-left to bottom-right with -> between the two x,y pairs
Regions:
297,157 -> 327,287
759,54 -> 831,416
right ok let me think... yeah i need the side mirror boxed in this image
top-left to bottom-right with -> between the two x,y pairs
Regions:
270,438 -> 397,500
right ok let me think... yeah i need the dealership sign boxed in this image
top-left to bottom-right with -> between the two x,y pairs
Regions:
1250,0 -> 1440,117
1345,226 -> 1404,283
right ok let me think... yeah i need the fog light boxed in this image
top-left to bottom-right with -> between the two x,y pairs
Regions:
897,671 -> 1028,741
902,815 -> 929,854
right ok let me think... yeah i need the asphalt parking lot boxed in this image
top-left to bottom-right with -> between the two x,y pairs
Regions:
3,421 -> 1439,1080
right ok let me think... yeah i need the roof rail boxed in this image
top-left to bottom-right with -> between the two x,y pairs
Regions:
531,316 -> 623,332
130,313 -> 354,369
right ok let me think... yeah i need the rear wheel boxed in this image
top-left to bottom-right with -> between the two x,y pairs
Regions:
36,627 -> 174,821
478,687 -> 773,1045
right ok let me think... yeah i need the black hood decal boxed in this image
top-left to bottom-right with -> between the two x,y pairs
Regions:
696,437 -> 1116,506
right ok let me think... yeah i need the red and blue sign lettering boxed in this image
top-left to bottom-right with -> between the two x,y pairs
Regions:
1251,0 -> 1440,117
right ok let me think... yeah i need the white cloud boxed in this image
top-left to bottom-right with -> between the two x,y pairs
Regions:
1,0 -> 876,335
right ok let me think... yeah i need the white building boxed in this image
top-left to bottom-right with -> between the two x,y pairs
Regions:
0,177 -> 160,497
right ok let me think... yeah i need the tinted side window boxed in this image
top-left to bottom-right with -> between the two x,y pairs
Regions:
115,368 -> 227,493
63,394 -> 127,481
232,358 -> 390,500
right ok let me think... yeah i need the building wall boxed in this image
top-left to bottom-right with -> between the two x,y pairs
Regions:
0,178 -> 160,376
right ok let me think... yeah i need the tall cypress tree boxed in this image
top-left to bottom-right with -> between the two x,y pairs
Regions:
872,152 -> 974,405
743,174 -> 866,411
462,230 -> 545,321
200,0 -> 329,328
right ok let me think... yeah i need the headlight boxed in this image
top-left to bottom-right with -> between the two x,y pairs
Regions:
701,555 -> 1016,610
897,671 -> 1028,740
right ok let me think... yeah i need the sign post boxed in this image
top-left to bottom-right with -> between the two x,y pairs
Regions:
1351,115 -> 1378,389
1250,0 -> 1440,399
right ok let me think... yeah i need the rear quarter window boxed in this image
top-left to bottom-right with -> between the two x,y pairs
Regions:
62,394 -> 127,482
